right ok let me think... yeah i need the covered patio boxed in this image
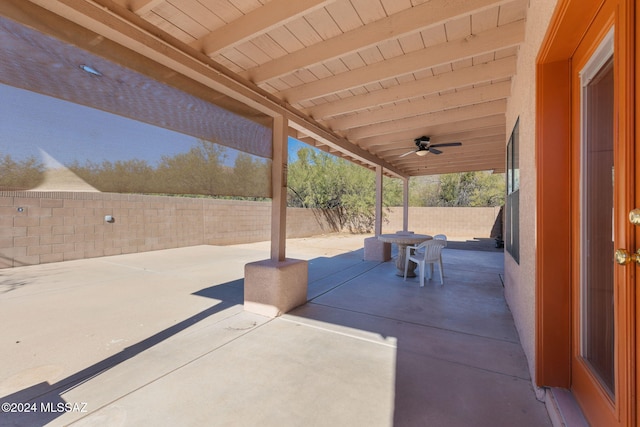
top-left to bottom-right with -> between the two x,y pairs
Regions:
5,0 -> 630,425
0,235 -> 551,426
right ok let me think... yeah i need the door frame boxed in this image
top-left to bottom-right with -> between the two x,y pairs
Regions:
535,0 -> 636,425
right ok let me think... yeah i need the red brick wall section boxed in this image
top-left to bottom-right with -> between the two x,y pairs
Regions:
0,192 -> 500,268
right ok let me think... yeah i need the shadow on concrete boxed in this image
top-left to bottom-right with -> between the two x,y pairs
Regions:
0,248 -> 371,425
1,299 -> 236,426
0,276 -> 28,294
208,245 -> 539,425
1,243 -> 547,426
445,237 -> 504,252
285,247 -> 547,426
193,278 -> 244,303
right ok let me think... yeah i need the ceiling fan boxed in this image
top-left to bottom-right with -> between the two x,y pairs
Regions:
399,136 -> 462,157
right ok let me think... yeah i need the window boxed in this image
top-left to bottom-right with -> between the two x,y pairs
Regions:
506,119 -> 520,263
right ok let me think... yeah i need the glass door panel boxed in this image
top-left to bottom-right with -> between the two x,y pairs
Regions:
581,50 -> 614,397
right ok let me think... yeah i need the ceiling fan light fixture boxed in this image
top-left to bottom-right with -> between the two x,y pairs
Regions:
415,136 -> 429,146
415,149 -> 428,157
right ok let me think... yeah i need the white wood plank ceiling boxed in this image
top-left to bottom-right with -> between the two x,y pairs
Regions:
4,0 -> 527,176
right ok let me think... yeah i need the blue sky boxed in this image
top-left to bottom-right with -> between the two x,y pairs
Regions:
0,83 -> 314,168
287,137 -> 310,162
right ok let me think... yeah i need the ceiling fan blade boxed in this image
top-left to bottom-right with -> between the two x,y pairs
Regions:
429,147 -> 443,155
399,149 -> 416,158
430,142 -> 462,148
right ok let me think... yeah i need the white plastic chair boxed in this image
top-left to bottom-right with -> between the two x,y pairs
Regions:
403,239 -> 446,286
434,234 -> 447,242
433,234 -> 447,276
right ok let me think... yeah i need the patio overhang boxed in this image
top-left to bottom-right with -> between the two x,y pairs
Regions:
0,0 -> 522,317
0,0 -> 525,178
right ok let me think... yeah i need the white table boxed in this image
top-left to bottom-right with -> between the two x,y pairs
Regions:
378,233 -> 432,276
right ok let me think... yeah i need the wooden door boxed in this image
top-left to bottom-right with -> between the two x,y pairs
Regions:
569,1 -> 635,425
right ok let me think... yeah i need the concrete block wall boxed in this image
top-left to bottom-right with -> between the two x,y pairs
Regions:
0,192 -> 334,269
203,199 -> 271,245
0,191 -> 501,268
382,206 -> 502,239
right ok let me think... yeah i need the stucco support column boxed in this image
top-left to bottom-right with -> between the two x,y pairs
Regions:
270,115 -> 288,262
402,177 -> 409,231
244,114 -> 308,317
364,165 -> 390,261
374,165 -> 383,235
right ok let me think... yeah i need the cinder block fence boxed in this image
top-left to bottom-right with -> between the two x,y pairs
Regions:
0,191 -> 501,268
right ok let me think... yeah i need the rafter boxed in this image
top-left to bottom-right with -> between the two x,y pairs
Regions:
348,99 -> 506,141
357,115 -> 506,149
402,153 -> 505,172
425,126 -> 506,145
389,147 -> 504,162
308,56 -> 516,120
278,21 -> 524,104
398,151 -> 505,165
197,0 -> 335,56
403,159 -> 507,175
328,81 -> 511,131
242,0 -> 512,84
128,0 -> 162,15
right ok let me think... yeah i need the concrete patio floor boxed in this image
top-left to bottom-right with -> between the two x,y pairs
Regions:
0,234 -> 551,426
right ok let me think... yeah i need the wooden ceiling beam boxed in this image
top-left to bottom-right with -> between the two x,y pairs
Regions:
391,152 -> 506,167
127,0 -> 162,15
400,164 -> 506,177
197,0 -> 335,56
294,135 -> 316,144
394,149 -> 505,165
307,56 -> 516,120
278,20 -> 524,104
405,160 -> 506,168
425,126 -> 506,145
243,0 -> 512,84
405,162 -> 506,176
348,99 -> 506,141
356,115 -> 505,148
328,81 -> 511,131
